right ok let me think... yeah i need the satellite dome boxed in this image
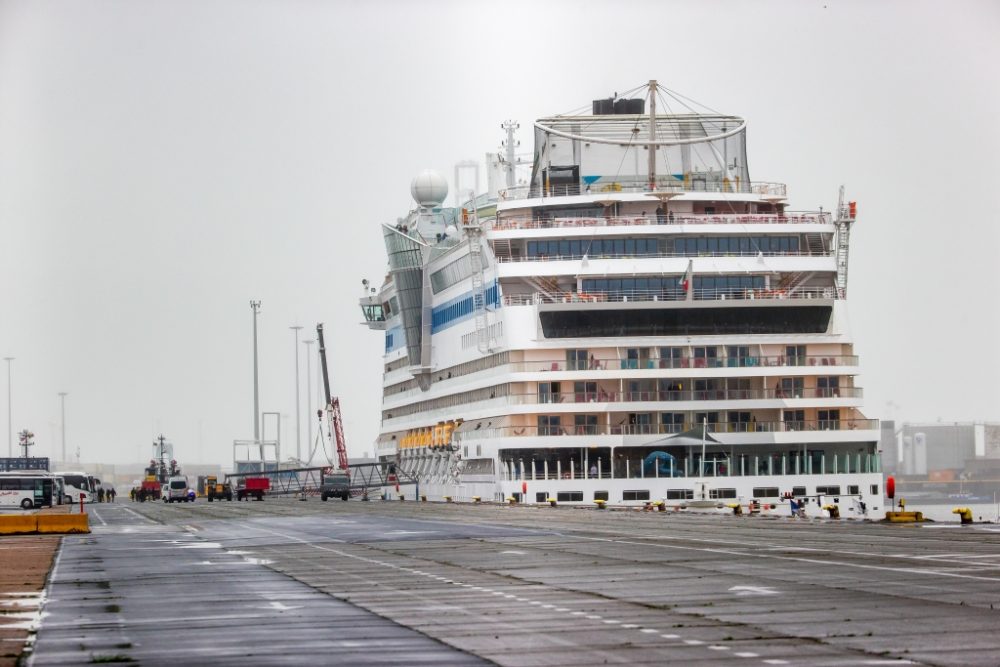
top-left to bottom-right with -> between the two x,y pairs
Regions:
410,170 -> 448,208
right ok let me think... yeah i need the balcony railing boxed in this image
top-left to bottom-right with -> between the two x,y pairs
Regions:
491,212 -> 828,231
455,419 -> 879,440
517,355 -> 858,372
500,451 -> 881,482
497,249 -> 828,263
526,387 -> 862,405
502,286 -> 842,306
497,178 -> 788,201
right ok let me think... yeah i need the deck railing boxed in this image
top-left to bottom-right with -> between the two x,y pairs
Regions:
512,355 -> 858,372
497,179 -> 788,201
502,286 -> 842,306
496,249 -> 829,263
454,419 -> 879,440
524,387 -> 862,405
491,212 -> 828,231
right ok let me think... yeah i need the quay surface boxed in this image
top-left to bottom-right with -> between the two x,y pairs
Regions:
28,499 -> 1000,666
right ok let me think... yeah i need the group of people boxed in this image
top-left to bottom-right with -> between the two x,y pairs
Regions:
95,486 -> 116,502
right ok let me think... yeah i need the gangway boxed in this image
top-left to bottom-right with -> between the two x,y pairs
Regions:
225,462 -> 416,497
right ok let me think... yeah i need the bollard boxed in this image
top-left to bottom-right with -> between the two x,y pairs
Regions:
594,499 -> 607,510
398,494 -> 405,502
953,507 -> 973,524
471,496 -> 479,504
823,504 -> 840,519
547,497 -> 557,507
420,495 -> 427,502
727,503 -> 743,516
655,500 -> 666,512
80,495 -> 84,515
443,496 -> 452,503
506,496 -> 517,506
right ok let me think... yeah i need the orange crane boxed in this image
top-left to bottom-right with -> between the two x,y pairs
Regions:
316,323 -> 349,472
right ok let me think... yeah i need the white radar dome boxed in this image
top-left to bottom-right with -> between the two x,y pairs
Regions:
410,170 -> 448,208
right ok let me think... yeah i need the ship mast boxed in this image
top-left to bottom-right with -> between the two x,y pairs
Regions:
647,79 -> 657,191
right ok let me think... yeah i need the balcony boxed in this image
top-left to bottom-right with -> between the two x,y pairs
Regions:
456,419 -> 879,440
522,387 -> 862,405
491,211 -> 829,232
519,355 -> 858,372
503,286 -> 843,306
496,178 -> 788,201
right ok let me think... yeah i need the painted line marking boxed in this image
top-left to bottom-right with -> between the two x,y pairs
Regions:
603,619 -> 620,624
90,509 -> 108,526
709,645 -> 729,651
661,634 -> 680,639
641,628 -> 659,634
735,652 -> 758,658
684,639 -> 704,645
763,661 -> 789,665
586,614 -> 602,620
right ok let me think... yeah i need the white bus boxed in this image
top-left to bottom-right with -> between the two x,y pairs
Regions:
54,471 -> 92,503
0,473 -> 58,510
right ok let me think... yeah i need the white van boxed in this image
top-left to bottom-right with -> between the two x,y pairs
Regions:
166,476 -> 191,503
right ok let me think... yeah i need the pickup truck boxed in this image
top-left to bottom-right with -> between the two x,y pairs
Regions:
236,477 -> 269,501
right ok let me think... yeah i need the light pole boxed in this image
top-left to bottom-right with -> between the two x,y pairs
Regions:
250,301 -> 261,442
3,357 -> 13,458
289,326 -> 303,462
58,392 -> 68,463
303,339 -> 314,461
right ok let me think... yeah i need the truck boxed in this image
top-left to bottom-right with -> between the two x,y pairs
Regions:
236,476 -> 269,501
205,475 -> 233,502
320,469 -> 350,501
166,475 -> 192,503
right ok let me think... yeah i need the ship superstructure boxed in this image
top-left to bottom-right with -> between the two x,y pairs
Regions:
362,81 -> 881,516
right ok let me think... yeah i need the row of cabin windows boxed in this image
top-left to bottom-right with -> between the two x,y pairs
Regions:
525,236 -> 801,258
537,410 -> 842,430
528,485 -> 879,503
430,285 -> 501,331
582,275 -> 766,294
564,345 -> 813,367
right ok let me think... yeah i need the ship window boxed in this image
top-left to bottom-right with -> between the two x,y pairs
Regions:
594,490 -> 609,501
566,349 -> 588,370
537,415 -> 561,436
870,484 -> 879,496
557,491 -> 584,502
623,490 -> 650,501
666,489 -> 694,500
709,488 -> 737,499
792,486 -> 806,496
535,492 -> 548,503
816,485 -> 841,496
752,487 -> 780,498
847,485 -> 859,495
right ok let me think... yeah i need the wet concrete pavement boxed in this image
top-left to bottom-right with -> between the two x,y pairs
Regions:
29,499 -> 1000,666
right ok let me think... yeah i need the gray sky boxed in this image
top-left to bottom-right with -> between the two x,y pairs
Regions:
1,0 -> 998,468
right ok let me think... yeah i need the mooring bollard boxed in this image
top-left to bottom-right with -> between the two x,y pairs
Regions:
547,497 -> 557,507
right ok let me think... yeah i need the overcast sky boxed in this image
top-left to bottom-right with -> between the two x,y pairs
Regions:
1,0 -> 998,468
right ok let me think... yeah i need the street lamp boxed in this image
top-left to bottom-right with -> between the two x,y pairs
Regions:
58,392 -> 68,463
303,339 -> 314,461
289,326 -> 303,462
250,301 -> 261,442
3,357 -> 13,458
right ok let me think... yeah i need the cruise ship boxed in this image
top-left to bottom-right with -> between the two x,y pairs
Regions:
361,81 -> 882,517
